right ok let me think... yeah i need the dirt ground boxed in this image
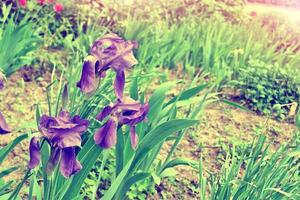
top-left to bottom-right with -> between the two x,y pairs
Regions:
154,101 -> 296,199
0,68 -> 50,181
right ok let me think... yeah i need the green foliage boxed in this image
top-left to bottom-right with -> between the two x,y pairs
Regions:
4,17 -> 211,198
123,14 -> 300,77
0,134 -> 28,197
81,152 -> 115,199
0,4 -> 39,76
233,58 -> 300,119
2,1 -> 300,199
78,79 -> 213,199
199,134 -> 300,200
25,1 -> 83,49
122,7 -> 300,118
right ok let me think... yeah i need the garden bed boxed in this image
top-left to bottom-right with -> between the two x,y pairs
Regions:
0,0 -> 299,199
0,69 -> 296,199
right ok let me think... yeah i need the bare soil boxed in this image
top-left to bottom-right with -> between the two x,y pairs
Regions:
0,68 -> 51,181
155,102 -> 296,199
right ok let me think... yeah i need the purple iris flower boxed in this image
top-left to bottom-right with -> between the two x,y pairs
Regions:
77,33 -> 138,99
28,111 -> 89,178
0,112 -> 11,134
94,97 -> 149,149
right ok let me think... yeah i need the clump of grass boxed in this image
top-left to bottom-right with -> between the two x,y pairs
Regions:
199,134 -> 300,200
0,4 -> 39,77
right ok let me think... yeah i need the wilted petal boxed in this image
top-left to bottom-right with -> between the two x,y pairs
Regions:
108,44 -> 138,71
130,126 -> 138,149
114,70 -> 125,99
60,147 -> 82,178
106,43 -> 138,71
47,147 -> 61,175
91,33 -> 138,72
113,43 -> 138,71
76,56 -> 99,94
28,137 -> 41,169
94,119 -> 117,149
91,33 -> 118,59
0,112 -> 11,134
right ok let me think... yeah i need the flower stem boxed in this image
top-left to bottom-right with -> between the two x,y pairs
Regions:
9,169 -> 31,200
92,150 -> 109,200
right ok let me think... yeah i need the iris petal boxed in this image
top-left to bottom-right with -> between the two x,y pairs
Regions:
118,101 -> 149,126
34,111 -> 89,177
91,33 -> 138,73
52,133 -> 82,149
71,115 -> 90,132
76,56 -> 99,94
94,97 -> 148,149
60,147 -> 82,178
28,137 -> 41,169
39,111 -> 89,148
94,119 -> 117,149
95,105 -> 113,121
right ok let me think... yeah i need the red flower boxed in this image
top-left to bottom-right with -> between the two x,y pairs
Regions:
37,0 -> 46,5
250,11 -> 257,17
53,3 -> 64,13
19,0 -> 27,7
48,0 -> 55,3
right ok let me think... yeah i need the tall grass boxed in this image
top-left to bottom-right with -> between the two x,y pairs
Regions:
123,15 -> 300,82
199,134 -> 300,200
0,4 -> 39,76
